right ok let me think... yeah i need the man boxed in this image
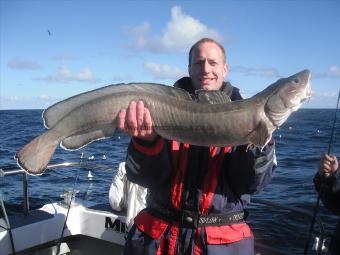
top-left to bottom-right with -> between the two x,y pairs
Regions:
117,38 -> 276,255
314,154 -> 340,255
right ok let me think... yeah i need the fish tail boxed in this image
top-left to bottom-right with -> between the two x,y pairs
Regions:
15,129 -> 62,175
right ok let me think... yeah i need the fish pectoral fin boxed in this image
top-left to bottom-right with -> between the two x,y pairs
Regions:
61,124 -> 116,150
248,120 -> 272,147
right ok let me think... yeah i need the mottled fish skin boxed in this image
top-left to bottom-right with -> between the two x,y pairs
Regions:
15,70 -> 312,175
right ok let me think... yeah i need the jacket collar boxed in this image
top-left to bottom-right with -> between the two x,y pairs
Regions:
173,77 -> 234,97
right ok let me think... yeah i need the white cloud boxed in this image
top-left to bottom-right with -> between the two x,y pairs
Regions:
51,54 -> 78,61
314,65 -> 340,79
37,66 -> 99,83
313,91 -> 339,98
39,94 -> 53,100
9,95 -> 20,101
306,91 -> 340,109
111,74 -> 134,82
125,22 -> 150,49
7,59 -> 42,70
126,6 -> 222,53
231,65 -> 280,78
326,65 -> 340,77
159,6 -> 222,52
0,94 -> 61,109
143,61 -> 186,80
75,67 -> 95,81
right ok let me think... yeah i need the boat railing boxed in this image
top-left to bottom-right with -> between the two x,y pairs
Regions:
0,162 -> 114,216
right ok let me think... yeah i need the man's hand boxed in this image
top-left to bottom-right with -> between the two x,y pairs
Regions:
318,153 -> 339,177
117,100 -> 157,141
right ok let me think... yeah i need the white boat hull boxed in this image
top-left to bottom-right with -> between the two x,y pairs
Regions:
0,199 -> 126,254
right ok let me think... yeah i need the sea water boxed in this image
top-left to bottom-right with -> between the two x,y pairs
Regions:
0,109 -> 339,253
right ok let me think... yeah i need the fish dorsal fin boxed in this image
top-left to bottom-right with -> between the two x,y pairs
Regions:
43,83 -> 192,129
196,90 -> 231,104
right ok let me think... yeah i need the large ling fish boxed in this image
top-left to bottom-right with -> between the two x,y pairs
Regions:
16,70 -> 312,175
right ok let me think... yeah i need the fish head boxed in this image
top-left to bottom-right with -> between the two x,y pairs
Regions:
265,69 -> 312,127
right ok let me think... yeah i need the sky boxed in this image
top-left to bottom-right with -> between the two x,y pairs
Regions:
1,0 -> 339,109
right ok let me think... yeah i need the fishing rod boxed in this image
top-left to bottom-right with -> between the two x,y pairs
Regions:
56,152 -> 83,254
327,90 -> 340,155
304,90 -> 340,255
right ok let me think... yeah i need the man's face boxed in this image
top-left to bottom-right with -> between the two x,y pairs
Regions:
189,42 -> 228,91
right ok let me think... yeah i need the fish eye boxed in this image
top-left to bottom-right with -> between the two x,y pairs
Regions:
293,78 -> 299,83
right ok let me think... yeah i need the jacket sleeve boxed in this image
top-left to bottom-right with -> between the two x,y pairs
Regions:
225,139 -> 277,196
125,136 -> 172,189
314,170 -> 340,215
109,162 -> 127,211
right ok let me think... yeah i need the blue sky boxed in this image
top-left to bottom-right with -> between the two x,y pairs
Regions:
1,0 -> 339,109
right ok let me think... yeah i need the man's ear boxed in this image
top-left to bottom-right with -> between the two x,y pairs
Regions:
188,64 -> 191,76
223,63 -> 228,78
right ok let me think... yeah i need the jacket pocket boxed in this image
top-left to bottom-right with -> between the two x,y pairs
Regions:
134,209 -> 169,239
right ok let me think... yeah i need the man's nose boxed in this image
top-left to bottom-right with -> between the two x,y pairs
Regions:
202,60 -> 211,73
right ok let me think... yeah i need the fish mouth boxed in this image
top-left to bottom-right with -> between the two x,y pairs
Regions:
303,74 -> 313,107
303,70 -> 313,99
298,79 -> 312,105
306,79 -> 313,99
292,69 -> 313,104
